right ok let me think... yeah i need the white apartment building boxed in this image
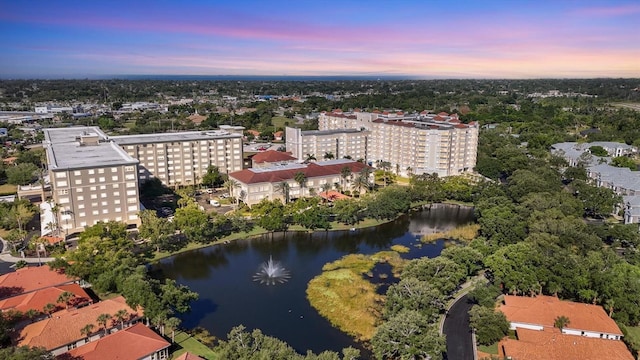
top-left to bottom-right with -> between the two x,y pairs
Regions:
285,127 -> 369,161
112,130 -> 243,187
43,127 -> 142,236
317,109 -> 479,177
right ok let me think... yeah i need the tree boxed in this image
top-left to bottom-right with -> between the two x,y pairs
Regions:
96,313 -> 112,336
6,163 -> 38,185
165,317 -> 181,343
294,171 -> 307,198
4,229 -> 27,252
139,210 -> 175,251
384,278 -> 445,321
572,180 -> 622,218
173,203 -> 211,243
371,310 -> 445,360
589,145 -> 608,157
304,153 -> 317,163
223,179 -> 240,199
201,165 -> 224,188
377,161 -> 392,187
42,303 -> 56,318
554,315 -> 570,330
80,323 -> 95,338
114,309 -> 129,330
340,166 -> 352,192
56,291 -> 75,310
441,246 -> 484,277
469,305 -> 510,345
324,151 -> 335,160
611,156 -> 637,170
274,181 -> 291,204
24,309 -> 40,322
351,171 -> 371,196
13,202 -> 35,233
401,256 -> 466,295
0,346 -> 53,360
332,199 -> 363,225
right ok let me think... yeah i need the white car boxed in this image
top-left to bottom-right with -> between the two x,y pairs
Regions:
210,200 -> 221,207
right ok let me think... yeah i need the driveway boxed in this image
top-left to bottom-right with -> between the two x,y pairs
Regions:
443,294 -> 474,360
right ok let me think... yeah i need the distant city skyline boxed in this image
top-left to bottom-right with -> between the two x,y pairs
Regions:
1,0 -> 639,79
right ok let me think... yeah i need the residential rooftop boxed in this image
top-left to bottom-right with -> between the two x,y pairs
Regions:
0,283 -> 90,314
0,266 -> 76,300
230,159 -> 369,184
43,127 -> 138,171
110,129 -> 242,145
66,323 -> 170,360
300,128 -> 364,136
252,150 -> 297,164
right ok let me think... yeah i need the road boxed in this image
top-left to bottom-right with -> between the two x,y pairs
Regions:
443,294 -> 474,360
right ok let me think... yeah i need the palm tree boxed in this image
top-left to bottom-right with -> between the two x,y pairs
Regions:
352,173 -> 371,197
274,181 -> 291,204
378,161 -> 392,187
223,179 -> 240,199
554,315 -> 570,331
294,172 -> 307,198
24,309 -> 40,323
340,166 -> 352,193
49,201 -> 61,236
14,203 -> 34,233
406,166 -> 414,177
80,323 -> 95,339
42,303 -> 56,318
165,317 -> 182,343
323,151 -> 334,160
320,183 -> 332,204
304,154 -> 316,163
114,309 -> 129,330
96,313 -> 112,336
605,299 -> 615,317
56,291 -> 75,310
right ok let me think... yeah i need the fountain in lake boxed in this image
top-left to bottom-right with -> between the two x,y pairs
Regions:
253,256 -> 291,285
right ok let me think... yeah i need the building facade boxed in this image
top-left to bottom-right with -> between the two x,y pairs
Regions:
111,130 -> 243,187
285,127 -> 369,161
44,127 -> 141,236
316,110 -> 478,177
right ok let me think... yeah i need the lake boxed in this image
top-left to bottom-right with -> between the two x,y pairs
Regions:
153,204 -> 474,354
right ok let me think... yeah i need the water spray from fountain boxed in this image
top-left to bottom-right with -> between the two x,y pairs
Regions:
253,255 -> 291,285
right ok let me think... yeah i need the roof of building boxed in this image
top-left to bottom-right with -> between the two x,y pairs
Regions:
230,159 -> 370,185
174,352 -> 206,360
301,128 -> 364,136
500,295 -> 622,335
319,190 -> 349,201
0,266 -> 76,300
0,283 -> 90,314
252,150 -> 297,164
17,296 -> 143,350
111,129 -> 242,145
66,323 -> 170,360
43,127 -> 138,170
500,328 -> 634,360
188,113 -> 207,124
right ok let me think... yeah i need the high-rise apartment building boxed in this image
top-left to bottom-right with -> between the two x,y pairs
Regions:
43,127 -> 141,236
111,130 -> 243,186
285,127 -> 369,161
316,109 -> 478,177
44,126 -> 244,236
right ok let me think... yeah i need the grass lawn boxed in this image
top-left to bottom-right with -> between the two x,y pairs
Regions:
0,183 -> 17,195
478,342 -> 499,355
271,116 -> 301,129
171,331 -> 218,360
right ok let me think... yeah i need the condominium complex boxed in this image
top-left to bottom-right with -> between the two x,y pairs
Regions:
314,109 -> 479,177
111,130 -> 243,186
44,126 -> 244,236
285,127 -> 369,161
43,127 -> 142,236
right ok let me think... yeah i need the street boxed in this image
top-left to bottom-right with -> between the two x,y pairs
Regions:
443,294 -> 474,360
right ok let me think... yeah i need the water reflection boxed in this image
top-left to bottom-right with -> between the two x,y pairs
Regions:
154,205 -> 474,355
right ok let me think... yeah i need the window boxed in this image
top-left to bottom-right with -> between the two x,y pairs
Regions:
77,188 -> 83,193
101,193 -> 107,198
125,174 -> 135,180
88,169 -> 95,175
55,172 -> 67,179
75,179 -> 82,185
128,214 -> 138,220
90,186 -> 96,191
90,194 -> 97,199
56,181 -> 68,187
128,205 -> 138,211
77,195 -> 84,201
98,169 -> 104,174
113,184 -> 119,188
98,177 -> 105,182
101,201 -> 107,206
78,204 -> 85,209
113,191 -> 120,196
58,189 -> 68,195
112,176 -> 118,181
59,197 -> 69,204
114,199 -> 121,205
89,178 -> 95,183
74,170 -> 81,176
126,182 -> 136,188
111,167 -> 118,173
115,207 -> 121,213
126,190 -> 137,196
127,198 -> 137,203
99,185 -> 106,190
79,212 -> 86,217
92,210 -> 99,215
125,166 -> 134,172
102,209 -> 109,214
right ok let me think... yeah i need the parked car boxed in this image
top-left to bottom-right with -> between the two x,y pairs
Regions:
210,200 -> 221,207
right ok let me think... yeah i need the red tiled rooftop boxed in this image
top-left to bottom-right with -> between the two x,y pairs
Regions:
0,266 -> 76,299
438,111 -> 449,116
18,296 -> 143,350
175,352 -> 206,360
319,190 -> 350,201
500,295 -> 622,335
252,150 -> 297,164
230,161 -> 370,185
41,236 -> 64,245
0,283 -> 91,314
499,328 -> 633,360
65,323 -> 169,360
246,129 -> 260,136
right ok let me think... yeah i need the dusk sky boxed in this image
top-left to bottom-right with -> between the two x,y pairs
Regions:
1,0 -> 639,79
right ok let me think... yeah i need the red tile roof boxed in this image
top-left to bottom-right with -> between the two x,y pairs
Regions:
175,352 -> 205,360
438,111 -> 449,116
500,328 -> 634,360
500,295 -> 622,335
0,266 -> 76,299
252,150 -> 296,164
230,161 -> 370,185
41,236 -> 64,245
246,129 -> 260,137
66,323 -> 169,360
0,283 -> 91,314
18,296 -> 143,350
319,190 -> 349,201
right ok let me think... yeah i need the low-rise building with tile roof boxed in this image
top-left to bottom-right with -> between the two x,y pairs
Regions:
0,266 -> 78,300
65,323 -> 170,360
0,283 -> 91,316
251,150 -> 297,169
17,295 -> 143,356
229,159 -> 371,206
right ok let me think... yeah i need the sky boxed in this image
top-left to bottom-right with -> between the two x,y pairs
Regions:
0,0 -> 639,79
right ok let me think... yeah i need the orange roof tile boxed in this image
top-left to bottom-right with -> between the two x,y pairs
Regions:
252,150 -> 296,164
319,190 -> 349,201
66,323 -> 169,360
187,114 -> 207,124
175,352 -> 205,360
500,328 -> 634,360
230,161 -> 370,185
0,266 -> 76,299
41,236 -> 64,245
500,295 -> 622,335
0,283 -> 91,314
438,111 -> 449,116
18,296 -> 143,350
